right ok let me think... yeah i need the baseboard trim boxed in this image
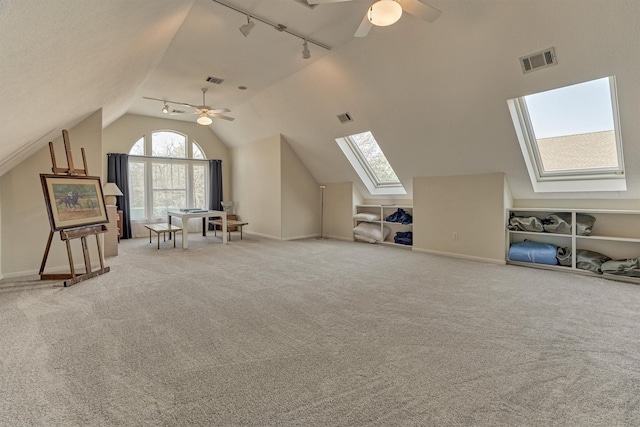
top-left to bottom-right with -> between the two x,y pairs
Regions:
243,231 -> 280,240
412,248 -> 506,265
323,235 -> 352,242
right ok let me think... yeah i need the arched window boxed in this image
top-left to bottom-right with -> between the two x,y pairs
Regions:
128,131 -> 208,220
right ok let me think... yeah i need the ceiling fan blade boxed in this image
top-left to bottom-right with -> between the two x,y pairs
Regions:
208,112 -> 235,121
401,0 -> 442,23
142,96 -> 166,102
198,106 -> 230,114
143,96 -> 193,107
354,13 -> 373,37
308,0 -> 353,4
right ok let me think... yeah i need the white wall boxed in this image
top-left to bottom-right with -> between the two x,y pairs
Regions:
231,134 -> 323,240
231,135 -> 282,239
0,110 -> 104,277
323,182 -> 356,241
281,137 -> 321,240
413,173 -> 507,264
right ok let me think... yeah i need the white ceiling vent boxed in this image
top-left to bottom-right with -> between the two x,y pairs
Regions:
206,76 -> 225,84
337,112 -> 353,124
520,47 -> 557,74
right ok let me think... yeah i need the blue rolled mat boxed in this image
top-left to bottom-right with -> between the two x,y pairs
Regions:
508,241 -> 558,265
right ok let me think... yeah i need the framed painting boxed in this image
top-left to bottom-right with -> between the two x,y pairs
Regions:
40,174 -> 109,231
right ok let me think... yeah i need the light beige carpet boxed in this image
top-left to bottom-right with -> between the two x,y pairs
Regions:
1,235 -> 639,426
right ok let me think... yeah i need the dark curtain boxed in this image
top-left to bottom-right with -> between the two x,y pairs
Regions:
208,160 -> 223,230
208,159 -> 223,211
107,153 -> 132,239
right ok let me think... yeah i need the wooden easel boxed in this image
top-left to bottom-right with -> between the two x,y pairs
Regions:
39,130 -> 110,287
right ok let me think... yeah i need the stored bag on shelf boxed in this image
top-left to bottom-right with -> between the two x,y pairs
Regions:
508,241 -> 558,265
541,213 -> 596,235
386,208 -> 412,225
394,231 -> 412,245
508,216 -> 544,232
576,214 -> 596,236
575,249 -> 611,274
543,213 -> 571,234
601,258 -> 640,277
556,246 -> 572,266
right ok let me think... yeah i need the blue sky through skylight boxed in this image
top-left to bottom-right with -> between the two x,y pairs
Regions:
524,77 -> 614,139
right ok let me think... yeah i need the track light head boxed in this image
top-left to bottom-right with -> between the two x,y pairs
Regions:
239,15 -> 255,37
302,40 -> 311,59
162,103 -> 169,114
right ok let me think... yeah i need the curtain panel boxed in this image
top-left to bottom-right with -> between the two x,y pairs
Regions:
107,153 -> 132,239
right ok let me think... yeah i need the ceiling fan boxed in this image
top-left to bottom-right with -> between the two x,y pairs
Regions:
308,0 -> 442,37
143,88 -> 234,125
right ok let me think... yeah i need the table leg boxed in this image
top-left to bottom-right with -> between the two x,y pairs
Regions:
157,232 -> 160,250
202,217 -> 207,236
222,216 -> 227,244
182,219 -> 189,249
168,214 -> 173,240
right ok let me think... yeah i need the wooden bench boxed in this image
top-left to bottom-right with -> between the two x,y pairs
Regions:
209,219 -> 248,241
144,223 -> 182,249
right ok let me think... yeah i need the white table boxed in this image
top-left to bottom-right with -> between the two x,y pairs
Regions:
167,210 -> 227,249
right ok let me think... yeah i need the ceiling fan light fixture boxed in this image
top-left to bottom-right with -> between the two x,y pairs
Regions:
368,0 -> 402,27
239,15 -> 255,37
197,113 -> 213,126
302,40 -> 311,59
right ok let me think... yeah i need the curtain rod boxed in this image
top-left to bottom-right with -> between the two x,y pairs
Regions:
212,0 -> 332,51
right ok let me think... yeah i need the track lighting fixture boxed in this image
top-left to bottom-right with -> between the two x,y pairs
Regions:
302,40 -> 311,59
368,0 -> 403,27
197,113 -> 213,126
213,0 -> 331,53
239,15 -> 255,37
162,103 -> 169,114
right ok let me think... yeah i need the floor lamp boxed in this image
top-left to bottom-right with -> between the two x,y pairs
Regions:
319,185 -> 326,239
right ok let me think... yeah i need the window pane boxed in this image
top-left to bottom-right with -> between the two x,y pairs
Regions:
130,137 -> 144,156
152,131 -> 186,158
152,162 -> 187,217
524,77 -> 619,172
350,131 -> 399,183
192,142 -> 205,159
152,190 -> 186,217
129,161 -> 146,220
193,164 -> 206,209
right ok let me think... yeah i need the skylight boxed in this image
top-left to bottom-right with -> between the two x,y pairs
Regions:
507,76 -> 626,192
336,131 -> 406,195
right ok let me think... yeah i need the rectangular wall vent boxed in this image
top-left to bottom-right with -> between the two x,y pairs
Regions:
337,112 -> 353,124
172,109 -> 187,114
206,76 -> 225,84
520,47 -> 557,74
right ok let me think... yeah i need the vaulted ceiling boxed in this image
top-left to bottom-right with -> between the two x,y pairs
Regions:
1,0 -> 639,200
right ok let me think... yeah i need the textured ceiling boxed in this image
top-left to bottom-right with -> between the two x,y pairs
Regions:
2,0 -> 640,200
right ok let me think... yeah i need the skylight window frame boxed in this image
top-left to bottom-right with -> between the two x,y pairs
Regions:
507,76 -> 626,193
344,135 -> 401,188
336,131 -> 406,196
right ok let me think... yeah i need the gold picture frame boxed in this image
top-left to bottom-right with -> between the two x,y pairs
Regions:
40,174 -> 109,231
